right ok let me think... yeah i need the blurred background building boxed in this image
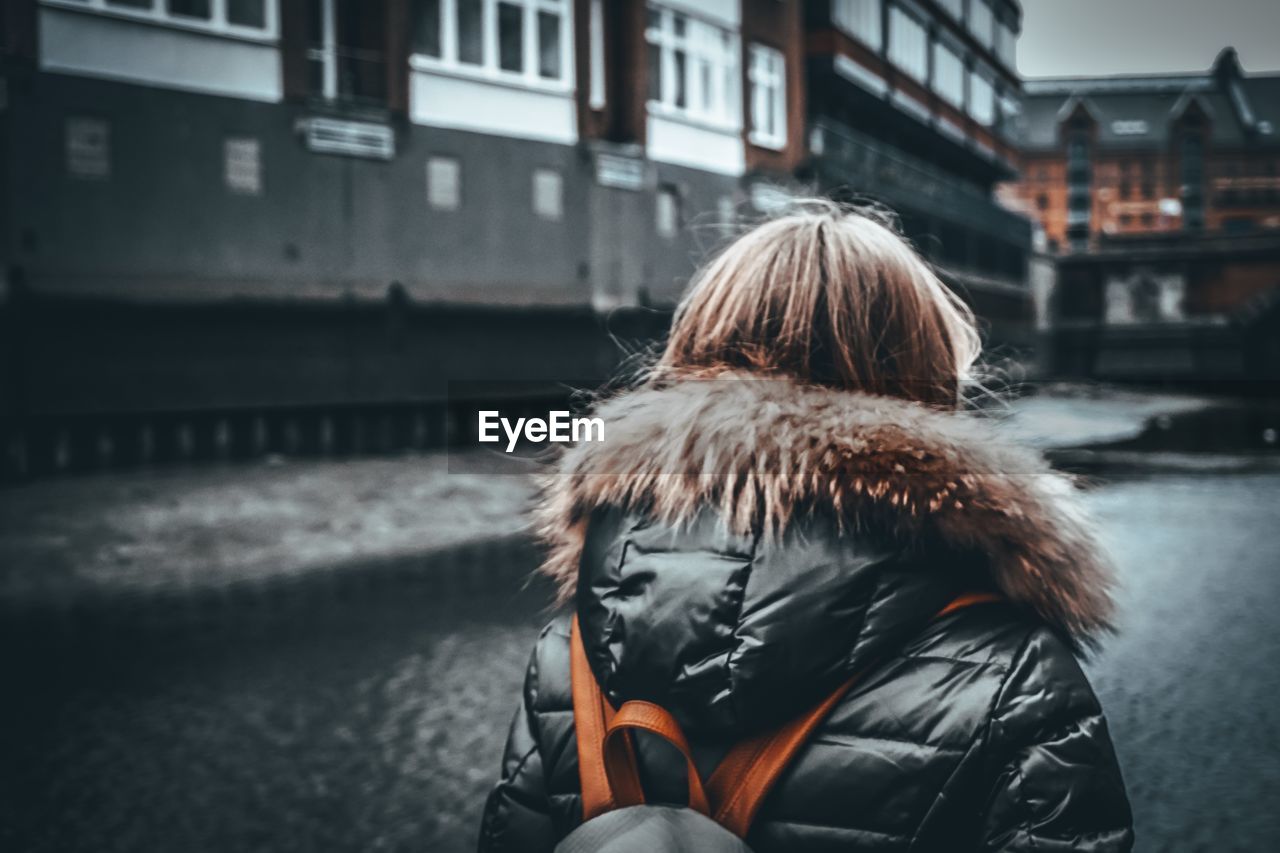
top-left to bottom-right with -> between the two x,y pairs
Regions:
0,0 -> 1035,480
1000,47 -> 1280,382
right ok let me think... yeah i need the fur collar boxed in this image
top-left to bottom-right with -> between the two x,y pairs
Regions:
535,374 -> 1115,647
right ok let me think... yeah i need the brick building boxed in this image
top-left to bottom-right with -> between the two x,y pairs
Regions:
1003,48 -> 1280,251
1000,48 -> 1280,381
1,0 -> 1034,476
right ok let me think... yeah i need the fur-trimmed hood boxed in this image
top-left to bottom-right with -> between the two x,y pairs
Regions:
536,373 -> 1115,649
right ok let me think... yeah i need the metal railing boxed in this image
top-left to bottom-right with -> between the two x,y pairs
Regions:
809,119 -> 1031,241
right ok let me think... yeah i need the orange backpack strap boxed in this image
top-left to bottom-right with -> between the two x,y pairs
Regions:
706,675 -> 858,835
706,590 -> 1005,837
603,701 -> 712,816
936,590 -> 1003,618
570,592 -> 1003,832
571,614 -> 620,821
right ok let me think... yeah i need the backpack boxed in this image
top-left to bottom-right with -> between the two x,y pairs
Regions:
556,592 -> 1002,851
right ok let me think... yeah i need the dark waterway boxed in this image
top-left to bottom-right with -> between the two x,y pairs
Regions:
3,453 -> 1279,851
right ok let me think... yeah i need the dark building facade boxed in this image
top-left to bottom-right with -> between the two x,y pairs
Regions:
1004,48 -> 1280,251
0,0 -> 1034,477
999,49 -> 1280,382
801,0 -> 1032,343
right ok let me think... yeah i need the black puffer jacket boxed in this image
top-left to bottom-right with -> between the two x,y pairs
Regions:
479,377 -> 1133,852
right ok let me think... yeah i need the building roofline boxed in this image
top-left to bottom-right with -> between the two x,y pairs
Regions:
1022,47 -> 1280,95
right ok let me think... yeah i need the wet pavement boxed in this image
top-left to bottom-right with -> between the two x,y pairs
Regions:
2,461 -> 1279,851
0,574 -> 554,852
1084,472 -> 1280,852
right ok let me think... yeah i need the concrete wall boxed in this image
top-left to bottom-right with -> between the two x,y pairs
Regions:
7,70 -> 736,309
1,66 -> 750,421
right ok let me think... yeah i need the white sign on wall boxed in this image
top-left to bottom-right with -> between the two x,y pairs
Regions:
224,138 -> 263,195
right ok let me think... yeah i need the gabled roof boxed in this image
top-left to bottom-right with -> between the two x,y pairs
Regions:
1020,48 -> 1280,152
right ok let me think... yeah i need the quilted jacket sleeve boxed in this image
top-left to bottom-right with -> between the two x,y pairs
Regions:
476,647 -> 557,853
979,629 -> 1134,852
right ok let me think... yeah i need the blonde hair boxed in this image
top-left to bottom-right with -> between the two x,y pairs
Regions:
657,200 -> 981,408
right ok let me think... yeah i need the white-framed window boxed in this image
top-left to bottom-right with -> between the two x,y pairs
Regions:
935,0 -> 962,22
426,156 -> 462,210
932,39 -> 964,109
887,6 -> 927,83
656,184 -> 681,238
412,0 -> 572,89
995,20 -> 1016,67
532,167 -> 563,220
969,68 -> 995,126
66,117 -> 110,180
748,43 -> 786,149
645,4 -> 740,129
967,0 -> 994,49
43,0 -> 278,40
224,137 -> 263,195
832,0 -> 882,52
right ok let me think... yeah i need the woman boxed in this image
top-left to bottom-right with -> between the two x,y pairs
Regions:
478,202 -> 1133,852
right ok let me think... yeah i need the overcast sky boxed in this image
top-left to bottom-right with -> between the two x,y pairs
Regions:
1017,0 -> 1280,79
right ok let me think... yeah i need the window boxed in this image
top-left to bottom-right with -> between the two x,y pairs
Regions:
1036,193 -> 1048,211
968,69 -> 995,126
498,2 -> 523,72
427,156 -> 461,210
832,0 -> 882,52
1066,130 -> 1091,246
168,0 -> 211,20
412,0 -> 571,87
888,7 -> 927,83
1181,132 -> 1204,230
51,0 -> 275,37
532,168 -> 563,220
748,43 -> 786,149
458,0 -> 482,63
227,0 -> 267,28
224,137 -> 262,195
656,184 -> 681,238
537,5 -> 562,78
308,0 -> 388,104
66,117 -> 110,179
995,20 -> 1016,67
968,0 -> 994,49
932,40 -> 964,108
646,5 -> 740,129
415,0 -> 442,56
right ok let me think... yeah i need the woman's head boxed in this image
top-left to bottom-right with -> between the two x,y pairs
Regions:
657,200 -> 981,408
